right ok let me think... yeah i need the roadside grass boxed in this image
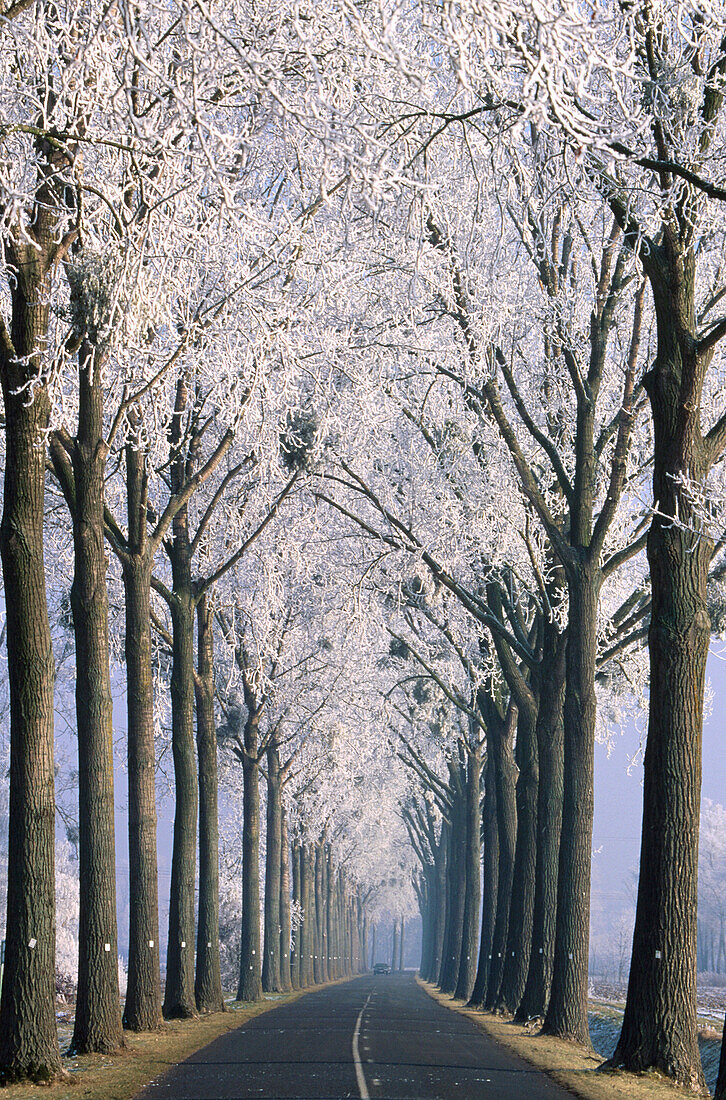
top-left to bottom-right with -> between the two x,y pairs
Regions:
0,982 -> 339,1100
419,979 -> 712,1100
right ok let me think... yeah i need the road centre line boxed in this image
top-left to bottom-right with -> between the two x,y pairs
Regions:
352,992 -> 372,1099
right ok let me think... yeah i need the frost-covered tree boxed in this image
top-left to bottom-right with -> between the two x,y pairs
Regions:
413,1 -> 726,1084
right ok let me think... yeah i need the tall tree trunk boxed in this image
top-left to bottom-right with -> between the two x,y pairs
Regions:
399,918 -> 405,971
279,805 -> 292,993
436,844 -> 454,987
338,873 -> 348,975
436,822 -> 451,988
299,846 -> 309,987
498,705 -> 538,1015
162,390 -> 199,1019
516,624 -> 566,1023
469,752 -> 499,1008
354,904 -> 360,973
431,827 -> 448,983
122,443 -> 162,1032
163,583 -> 197,1018
347,890 -> 353,975
362,912 -> 369,975
418,878 -> 432,978
308,846 -> 319,981
352,899 -> 361,973
439,766 -> 467,994
612,308 -> 710,1089
601,174 -> 719,1090
370,924 -> 376,971
238,732 -> 263,1002
417,876 -> 430,980
262,744 -> 282,993
300,845 -> 314,987
325,844 -> 334,976
326,846 -> 336,978
67,347 -> 123,1053
321,845 -> 330,981
0,287 -> 61,1080
484,707 -> 518,1010
543,571 -> 599,1045
194,593 -> 224,1014
313,844 -> 324,984
455,745 -> 482,1000
322,848 -> 331,978
291,841 -> 301,990
0,119 -> 77,1083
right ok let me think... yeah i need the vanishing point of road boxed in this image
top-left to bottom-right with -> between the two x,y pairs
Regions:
136,971 -> 572,1099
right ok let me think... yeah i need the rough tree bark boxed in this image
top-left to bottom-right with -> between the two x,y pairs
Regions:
610,241 -> 713,1092
438,760 -> 467,994
484,583 -> 539,1017
516,622 -> 566,1023
291,841 -> 301,990
434,822 -> 451,986
498,702 -> 539,1015
483,705 -> 518,1010
66,346 -> 123,1053
327,847 -> 337,979
323,846 -> 332,978
279,806 -> 293,993
161,372 -> 200,1020
351,899 -> 360,973
237,709 -> 263,1002
418,874 -> 432,978
121,443 -> 163,1031
0,236 -> 62,1079
299,845 -> 314,987
431,826 -> 448,983
262,742 -> 283,993
362,911 -> 369,974
543,572 -> 599,1045
310,851 -> 320,983
194,593 -> 224,1014
454,744 -> 482,1000
313,843 -> 324,984
162,563 -> 197,1019
469,752 -> 499,1008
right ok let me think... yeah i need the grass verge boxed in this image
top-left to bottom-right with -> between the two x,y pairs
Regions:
0,981 -> 344,1100
418,978 -> 708,1100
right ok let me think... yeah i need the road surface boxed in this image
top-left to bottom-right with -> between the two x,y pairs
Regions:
136,971 -> 572,1099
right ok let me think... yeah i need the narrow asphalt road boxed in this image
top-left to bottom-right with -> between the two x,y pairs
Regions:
136,972 -> 573,1099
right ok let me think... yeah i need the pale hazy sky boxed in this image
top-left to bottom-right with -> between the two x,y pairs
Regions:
591,649 -> 726,925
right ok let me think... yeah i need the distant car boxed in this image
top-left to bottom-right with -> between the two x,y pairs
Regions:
373,962 -> 391,974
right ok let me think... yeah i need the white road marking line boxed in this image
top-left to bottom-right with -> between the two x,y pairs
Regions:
352,993 -> 372,1099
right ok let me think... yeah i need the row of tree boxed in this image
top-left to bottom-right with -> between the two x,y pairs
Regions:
0,0 -> 395,1080
296,4 -> 726,1093
3,0 -> 726,1095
